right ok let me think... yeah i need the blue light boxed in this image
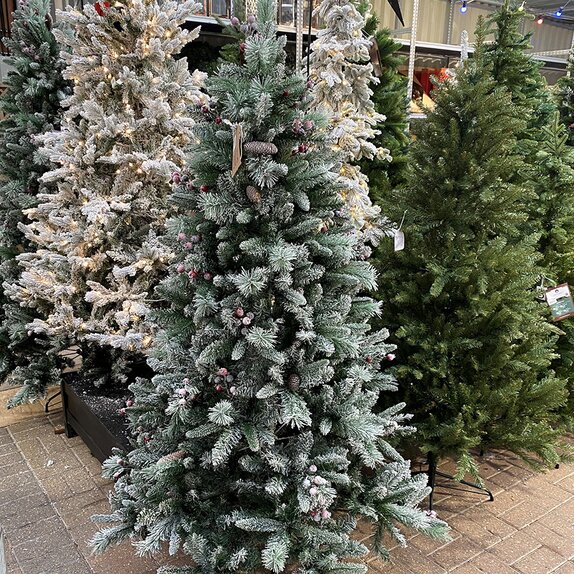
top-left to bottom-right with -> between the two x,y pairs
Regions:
460,0 -> 467,13
555,6 -> 563,16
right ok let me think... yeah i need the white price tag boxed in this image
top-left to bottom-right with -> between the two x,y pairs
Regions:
394,229 -> 405,252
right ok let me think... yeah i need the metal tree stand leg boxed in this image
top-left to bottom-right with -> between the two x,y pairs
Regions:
427,452 -> 494,511
44,390 -> 62,413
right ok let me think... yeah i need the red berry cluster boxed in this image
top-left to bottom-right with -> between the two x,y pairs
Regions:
94,0 -> 110,16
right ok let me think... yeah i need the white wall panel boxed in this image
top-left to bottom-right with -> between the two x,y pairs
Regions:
524,19 -> 572,53
451,3 -> 494,42
371,0 -> 399,29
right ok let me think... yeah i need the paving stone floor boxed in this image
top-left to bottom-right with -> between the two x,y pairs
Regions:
1,404 -> 573,574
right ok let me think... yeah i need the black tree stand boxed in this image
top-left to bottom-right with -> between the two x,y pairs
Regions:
425,452 -> 494,511
61,376 -> 130,462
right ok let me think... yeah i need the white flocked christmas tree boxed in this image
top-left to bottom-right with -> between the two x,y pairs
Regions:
309,0 -> 390,245
5,0 -> 209,392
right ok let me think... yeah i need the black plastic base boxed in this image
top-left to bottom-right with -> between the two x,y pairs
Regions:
61,377 -> 130,463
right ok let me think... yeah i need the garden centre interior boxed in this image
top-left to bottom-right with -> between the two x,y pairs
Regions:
1,0 -> 574,573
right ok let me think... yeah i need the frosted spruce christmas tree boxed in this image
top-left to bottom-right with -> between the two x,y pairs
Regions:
6,0 -> 208,393
309,0 -> 389,244
91,2 -> 449,571
0,0 -> 69,406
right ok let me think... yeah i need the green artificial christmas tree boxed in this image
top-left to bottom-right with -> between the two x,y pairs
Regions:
0,0 -> 69,406
90,2 -> 449,570
483,1 -> 555,149
532,113 -> 574,424
556,48 -> 574,145
361,13 -> 409,206
377,23 -> 568,481
5,0 -> 208,397
358,12 -> 409,295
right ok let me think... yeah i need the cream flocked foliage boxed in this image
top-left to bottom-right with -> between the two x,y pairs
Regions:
309,0 -> 390,243
6,0 -> 208,357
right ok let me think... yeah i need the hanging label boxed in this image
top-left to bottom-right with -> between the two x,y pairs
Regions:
393,229 -> 405,252
231,124 -> 243,176
369,38 -> 383,78
546,283 -> 574,321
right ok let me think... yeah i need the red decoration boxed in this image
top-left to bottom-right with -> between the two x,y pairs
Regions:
215,117 -> 222,124
94,1 -> 110,16
200,185 -> 209,192
215,384 -> 224,392
298,143 -> 308,154
283,90 -> 289,97
189,269 -> 199,279
239,42 -> 246,52
365,356 -> 373,364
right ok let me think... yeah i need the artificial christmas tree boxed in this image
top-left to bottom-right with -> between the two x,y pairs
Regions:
358,13 -> 409,296
360,13 -> 409,206
377,23 -> 568,481
90,2 -> 448,570
483,1 -> 555,149
0,0 -> 69,406
309,0 -> 390,245
532,113 -> 574,423
557,49 -> 574,145
5,0 -> 208,396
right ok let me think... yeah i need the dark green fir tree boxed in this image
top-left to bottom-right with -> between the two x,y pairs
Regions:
361,13 -> 409,206
532,113 -> 574,425
556,49 -> 574,145
485,1 -> 574,427
358,12 -> 409,297
377,23 -> 568,481
90,1 -> 449,570
483,0 -> 555,141
0,0 -> 69,406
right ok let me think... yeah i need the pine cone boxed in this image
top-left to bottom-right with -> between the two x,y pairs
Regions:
246,185 -> 261,204
287,373 -> 301,391
157,450 -> 186,465
244,141 -> 278,155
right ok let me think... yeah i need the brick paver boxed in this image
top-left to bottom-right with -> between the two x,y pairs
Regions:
0,403 -> 573,574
